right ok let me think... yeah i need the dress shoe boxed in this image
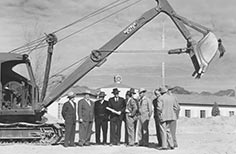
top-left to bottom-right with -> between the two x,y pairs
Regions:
78,142 -> 84,147
126,144 -> 135,147
158,147 -> 168,150
63,144 -> 69,148
84,142 -> 90,146
69,144 -> 76,147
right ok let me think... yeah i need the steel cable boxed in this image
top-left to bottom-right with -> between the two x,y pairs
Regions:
8,0 -> 129,54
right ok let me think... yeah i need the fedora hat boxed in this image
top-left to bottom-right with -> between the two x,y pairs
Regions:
112,88 -> 120,94
98,91 -> 106,97
67,91 -> 75,98
129,88 -> 136,94
126,90 -> 132,97
158,86 -> 168,94
138,88 -> 147,94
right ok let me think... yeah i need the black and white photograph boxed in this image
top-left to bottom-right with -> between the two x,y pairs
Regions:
0,0 -> 235,154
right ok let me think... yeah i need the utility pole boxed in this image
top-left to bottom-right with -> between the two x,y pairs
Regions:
161,19 -> 166,86
161,62 -> 165,86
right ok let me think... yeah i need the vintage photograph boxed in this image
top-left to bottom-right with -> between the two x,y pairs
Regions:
0,0 -> 235,154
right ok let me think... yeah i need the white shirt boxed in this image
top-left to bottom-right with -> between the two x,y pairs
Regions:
85,99 -> 91,106
69,100 -> 75,108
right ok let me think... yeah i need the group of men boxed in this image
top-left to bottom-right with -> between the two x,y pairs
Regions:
61,85 -> 180,150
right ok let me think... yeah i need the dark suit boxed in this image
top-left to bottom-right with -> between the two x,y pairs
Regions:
108,96 -> 126,145
78,98 -> 94,145
94,99 -> 109,144
61,101 -> 76,147
152,98 -> 162,146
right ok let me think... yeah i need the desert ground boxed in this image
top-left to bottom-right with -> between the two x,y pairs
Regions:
1,116 -> 236,154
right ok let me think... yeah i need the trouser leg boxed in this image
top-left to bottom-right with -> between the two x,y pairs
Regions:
79,121 -> 88,144
166,121 -> 174,148
117,119 -> 122,144
126,115 -> 135,145
69,123 -> 76,145
142,120 -> 149,146
85,122 -> 93,143
137,118 -> 142,144
101,119 -> 108,143
95,119 -> 101,143
170,120 -> 177,147
64,122 -> 72,146
133,120 -> 137,142
110,119 -> 115,144
160,122 -> 168,148
154,118 -> 162,146
124,119 -> 128,144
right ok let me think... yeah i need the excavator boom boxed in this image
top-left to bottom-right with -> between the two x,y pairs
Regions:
42,0 -> 224,109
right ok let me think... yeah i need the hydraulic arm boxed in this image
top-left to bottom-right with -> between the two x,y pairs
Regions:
41,0 -> 225,109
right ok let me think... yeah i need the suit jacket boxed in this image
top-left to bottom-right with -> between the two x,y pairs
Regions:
126,97 -> 138,117
94,99 -> 109,120
61,101 -> 76,124
108,96 -> 126,120
152,97 -> 161,120
78,98 -> 94,122
157,93 -> 180,122
138,95 -> 152,121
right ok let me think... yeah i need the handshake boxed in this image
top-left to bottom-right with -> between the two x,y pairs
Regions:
106,107 -> 121,115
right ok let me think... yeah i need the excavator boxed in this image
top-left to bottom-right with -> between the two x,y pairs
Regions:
0,0 -> 225,144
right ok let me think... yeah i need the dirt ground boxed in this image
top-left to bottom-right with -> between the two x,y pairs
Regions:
1,116 -> 236,154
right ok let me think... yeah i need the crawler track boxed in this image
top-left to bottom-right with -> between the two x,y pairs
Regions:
0,122 -> 64,145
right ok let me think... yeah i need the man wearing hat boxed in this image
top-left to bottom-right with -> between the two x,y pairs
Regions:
125,90 -> 138,146
165,85 -> 180,148
61,91 -> 76,147
108,88 -> 126,145
137,88 -> 152,147
94,91 -> 109,145
157,86 -> 179,150
78,90 -> 94,146
152,89 -> 162,147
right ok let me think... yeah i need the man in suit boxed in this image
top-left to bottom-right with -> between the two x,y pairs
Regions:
125,90 -> 138,146
157,86 -> 180,150
78,90 -> 94,146
94,91 -> 109,145
108,88 -> 126,145
137,88 -> 152,147
61,91 -> 76,147
152,89 -> 162,147
165,85 -> 180,148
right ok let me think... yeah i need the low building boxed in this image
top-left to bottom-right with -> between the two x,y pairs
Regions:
176,94 -> 236,118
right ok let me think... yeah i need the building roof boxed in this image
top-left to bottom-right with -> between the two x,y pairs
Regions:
176,94 -> 236,107
100,82 -> 132,89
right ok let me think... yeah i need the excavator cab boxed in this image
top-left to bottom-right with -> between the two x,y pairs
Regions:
0,53 -> 39,122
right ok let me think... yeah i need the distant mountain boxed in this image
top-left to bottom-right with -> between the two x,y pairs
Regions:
171,86 -> 235,97
214,89 -> 235,97
171,86 -> 192,95
200,91 -> 213,96
68,85 -> 235,98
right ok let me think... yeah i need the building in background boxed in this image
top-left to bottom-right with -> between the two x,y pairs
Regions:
176,94 -> 236,118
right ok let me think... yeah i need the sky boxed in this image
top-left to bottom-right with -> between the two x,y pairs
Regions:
0,0 -> 235,93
